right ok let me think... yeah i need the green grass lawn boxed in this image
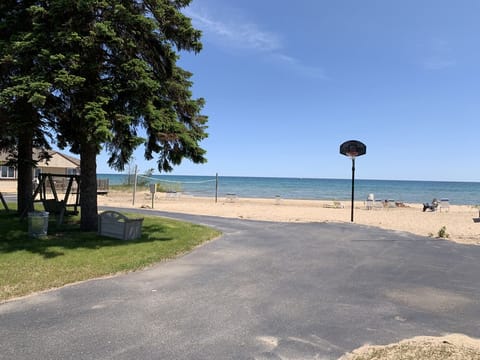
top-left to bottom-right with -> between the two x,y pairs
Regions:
0,207 -> 221,302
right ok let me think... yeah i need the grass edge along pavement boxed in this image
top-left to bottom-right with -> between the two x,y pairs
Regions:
0,207 -> 221,302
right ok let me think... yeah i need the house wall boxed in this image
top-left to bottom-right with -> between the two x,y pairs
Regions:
0,180 -> 17,192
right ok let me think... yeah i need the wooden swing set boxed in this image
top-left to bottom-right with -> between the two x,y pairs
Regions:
29,173 -> 81,225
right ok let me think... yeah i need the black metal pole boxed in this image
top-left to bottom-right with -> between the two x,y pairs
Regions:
351,157 -> 355,222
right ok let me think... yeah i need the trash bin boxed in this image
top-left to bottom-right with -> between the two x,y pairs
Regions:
28,211 -> 49,238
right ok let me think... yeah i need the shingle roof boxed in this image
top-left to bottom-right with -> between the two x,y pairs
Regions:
0,149 -> 80,166
52,151 -> 80,166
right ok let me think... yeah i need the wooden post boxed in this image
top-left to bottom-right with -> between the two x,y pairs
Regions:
132,165 -> 138,206
0,192 -> 9,212
150,184 -> 156,209
215,173 -> 218,203
47,174 -> 59,202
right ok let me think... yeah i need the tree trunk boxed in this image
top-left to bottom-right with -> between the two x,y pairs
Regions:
79,143 -> 98,231
17,120 -> 34,215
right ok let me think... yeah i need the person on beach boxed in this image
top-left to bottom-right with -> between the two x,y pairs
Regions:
423,198 -> 439,212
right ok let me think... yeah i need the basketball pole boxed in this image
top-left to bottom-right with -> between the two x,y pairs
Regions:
350,157 -> 355,222
340,140 -> 366,223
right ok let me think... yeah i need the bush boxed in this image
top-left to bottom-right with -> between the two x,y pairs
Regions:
437,226 -> 449,238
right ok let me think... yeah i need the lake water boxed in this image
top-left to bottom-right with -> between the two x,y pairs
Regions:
97,174 -> 480,205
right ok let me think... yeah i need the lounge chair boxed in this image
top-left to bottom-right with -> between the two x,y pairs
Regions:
439,198 -> 450,212
386,199 -> 397,208
423,198 -> 439,212
226,193 -> 237,202
324,201 -> 344,209
333,201 -> 344,208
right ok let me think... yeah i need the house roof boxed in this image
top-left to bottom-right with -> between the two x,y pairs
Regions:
51,151 -> 80,167
0,149 -> 80,167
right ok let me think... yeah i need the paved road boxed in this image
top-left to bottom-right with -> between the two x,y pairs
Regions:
2,208 -> 480,359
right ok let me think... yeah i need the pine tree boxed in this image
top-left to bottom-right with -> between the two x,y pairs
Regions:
0,0 -> 52,214
1,0 -> 208,230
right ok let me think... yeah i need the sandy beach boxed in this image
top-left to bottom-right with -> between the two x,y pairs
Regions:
97,190 -> 480,246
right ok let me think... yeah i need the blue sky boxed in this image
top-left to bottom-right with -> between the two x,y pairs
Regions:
95,0 -> 480,181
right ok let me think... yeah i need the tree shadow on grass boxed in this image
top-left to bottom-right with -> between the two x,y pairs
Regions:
0,213 -> 174,259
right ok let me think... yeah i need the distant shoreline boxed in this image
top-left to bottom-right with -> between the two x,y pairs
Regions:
98,172 -> 480,183
98,174 -> 480,205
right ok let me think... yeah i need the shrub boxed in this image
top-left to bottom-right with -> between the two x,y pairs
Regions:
437,226 -> 449,238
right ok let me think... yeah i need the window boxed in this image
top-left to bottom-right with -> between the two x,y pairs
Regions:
0,166 -> 15,178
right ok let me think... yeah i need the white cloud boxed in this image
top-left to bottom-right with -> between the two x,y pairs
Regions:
184,9 -> 281,52
184,7 -> 326,80
274,54 -> 327,79
423,58 -> 456,70
421,38 -> 456,70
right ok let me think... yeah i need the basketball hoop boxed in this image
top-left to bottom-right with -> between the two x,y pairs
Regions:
340,140 -> 366,158
339,140 -> 367,223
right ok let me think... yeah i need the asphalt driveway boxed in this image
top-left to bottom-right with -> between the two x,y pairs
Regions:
2,208 -> 480,359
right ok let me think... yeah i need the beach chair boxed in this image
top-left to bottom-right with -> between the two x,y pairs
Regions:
423,198 -> 439,212
387,199 -> 397,208
440,198 -> 450,212
373,200 -> 384,210
333,201 -> 344,208
366,193 -> 374,210
165,191 -> 179,200
226,193 -> 237,202
324,201 -> 344,209
274,195 -> 281,205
